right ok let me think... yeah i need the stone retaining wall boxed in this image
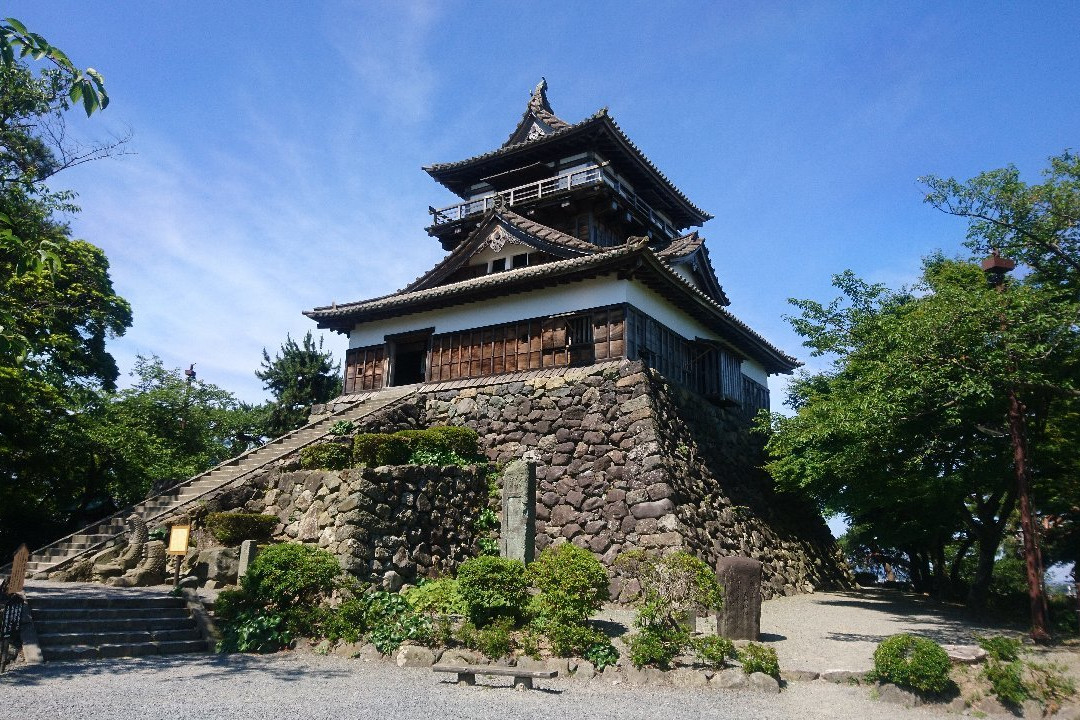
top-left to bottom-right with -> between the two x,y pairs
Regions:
220,464 -> 489,589
216,359 -> 849,599
413,360 -> 851,600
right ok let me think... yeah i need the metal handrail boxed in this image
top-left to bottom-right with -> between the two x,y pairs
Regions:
8,388 -> 417,577
429,164 -> 677,239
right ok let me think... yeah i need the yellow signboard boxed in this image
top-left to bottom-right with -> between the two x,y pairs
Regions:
167,524 -> 190,555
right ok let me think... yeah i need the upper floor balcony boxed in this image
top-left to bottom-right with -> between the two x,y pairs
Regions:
427,163 -> 678,240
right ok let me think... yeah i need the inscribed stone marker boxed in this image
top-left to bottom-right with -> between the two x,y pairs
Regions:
499,460 -> 536,563
714,556 -> 762,640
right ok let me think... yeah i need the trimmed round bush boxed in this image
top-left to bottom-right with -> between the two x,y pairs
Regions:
528,542 -> 610,623
352,433 -> 411,466
299,441 -> 351,470
424,426 -> 481,459
455,555 -> 529,626
871,634 -> 952,694
204,512 -> 277,545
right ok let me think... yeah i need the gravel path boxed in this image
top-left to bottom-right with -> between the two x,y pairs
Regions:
3,586 -> 1075,719
0,652 -> 963,720
759,588 -> 1026,673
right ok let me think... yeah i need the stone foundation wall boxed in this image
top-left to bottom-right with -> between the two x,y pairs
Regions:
416,360 -> 851,600
220,464 -> 489,589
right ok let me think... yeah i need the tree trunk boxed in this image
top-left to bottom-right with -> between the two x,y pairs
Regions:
967,531 -> 999,612
1007,388 -> 1051,642
949,534 -> 975,594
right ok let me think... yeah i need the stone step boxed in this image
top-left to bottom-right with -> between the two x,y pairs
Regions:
33,596 -> 187,610
35,615 -> 197,634
43,639 -> 209,661
38,627 -> 202,647
15,391 -> 413,575
32,605 -> 193,621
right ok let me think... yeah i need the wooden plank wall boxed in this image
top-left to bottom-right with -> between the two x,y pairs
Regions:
344,344 -> 385,393
427,306 -> 625,383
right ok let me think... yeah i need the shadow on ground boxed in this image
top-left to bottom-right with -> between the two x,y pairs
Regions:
0,652 -> 352,687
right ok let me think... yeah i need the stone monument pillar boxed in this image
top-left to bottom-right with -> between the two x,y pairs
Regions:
714,556 -> 762,640
499,460 -> 536,564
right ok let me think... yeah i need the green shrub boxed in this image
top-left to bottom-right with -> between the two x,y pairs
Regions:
628,624 -> 685,669
242,543 -> 341,620
456,555 -> 529,626
352,433 -> 411,466
616,549 -> 722,667
403,577 -> 467,616
983,659 -> 1028,709
739,642 -> 780,679
424,426 -> 481,459
692,635 -> 737,668
584,642 -> 620,671
215,608 -> 291,653
870,634 -> 952,695
541,620 -> 608,657
518,628 -> 542,659
616,549 -> 723,625
528,543 -> 610,624
204,513 -> 277,545
977,635 -> 1021,662
299,442 -> 351,470
456,619 -> 514,659
322,595 -> 372,644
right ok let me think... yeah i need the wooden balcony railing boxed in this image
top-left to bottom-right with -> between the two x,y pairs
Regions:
429,164 -> 677,239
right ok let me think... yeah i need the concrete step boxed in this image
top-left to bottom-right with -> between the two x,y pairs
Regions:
43,639 -> 209,661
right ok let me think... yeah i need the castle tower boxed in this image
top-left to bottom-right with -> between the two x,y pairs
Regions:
305,80 -> 798,407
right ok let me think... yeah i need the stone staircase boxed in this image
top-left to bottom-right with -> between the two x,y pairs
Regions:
30,593 -> 208,661
13,385 -> 418,579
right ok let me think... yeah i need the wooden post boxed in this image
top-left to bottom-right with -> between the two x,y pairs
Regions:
8,545 -> 28,595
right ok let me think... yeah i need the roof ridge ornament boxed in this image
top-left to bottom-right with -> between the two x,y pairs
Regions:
529,77 -> 553,115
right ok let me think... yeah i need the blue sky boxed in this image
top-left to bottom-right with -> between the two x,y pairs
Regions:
8,1 -> 1080,406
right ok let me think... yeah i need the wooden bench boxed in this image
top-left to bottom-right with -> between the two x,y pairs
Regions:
433,663 -> 557,690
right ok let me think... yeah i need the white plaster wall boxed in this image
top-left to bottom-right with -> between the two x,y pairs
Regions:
670,263 -> 699,289
624,283 -> 720,344
740,358 -> 769,385
347,274 -> 777,389
469,242 -> 537,267
348,276 -> 629,348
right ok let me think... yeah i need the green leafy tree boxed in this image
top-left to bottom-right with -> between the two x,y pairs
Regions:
763,254 -> 1078,617
87,356 -> 263,503
0,20 -> 130,557
256,331 -> 341,437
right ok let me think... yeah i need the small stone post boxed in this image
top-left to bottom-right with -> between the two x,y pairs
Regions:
237,540 -> 258,579
714,556 -> 762,640
499,459 -> 536,564
8,545 -> 28,594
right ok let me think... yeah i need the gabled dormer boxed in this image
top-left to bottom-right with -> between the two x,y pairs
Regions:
403,206 -> 597,292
